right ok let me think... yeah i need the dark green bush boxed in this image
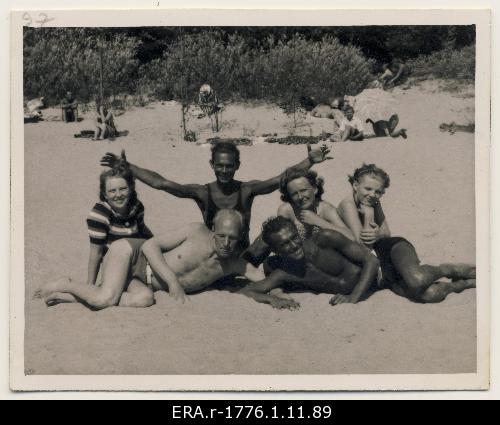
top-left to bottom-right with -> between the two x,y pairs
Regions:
24,28 -> 141,106
406,45 -> 475,81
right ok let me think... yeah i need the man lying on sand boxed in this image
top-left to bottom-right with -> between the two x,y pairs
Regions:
100,142 -> 332,265
141,209 -> 269,304
241,216 -> 476,308
241,216 -> 379,308
35,210 -> 293,310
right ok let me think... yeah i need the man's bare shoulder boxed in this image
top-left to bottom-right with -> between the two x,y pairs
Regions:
314,228 -> 346,246
184,223 -> 212,237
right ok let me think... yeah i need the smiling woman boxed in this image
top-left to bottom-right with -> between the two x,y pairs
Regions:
34,165 -> 156,310
276,168 -> 354,241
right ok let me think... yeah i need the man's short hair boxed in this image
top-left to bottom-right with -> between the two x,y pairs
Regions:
211,141 -> 241,164
279,168 -> 325,204
213,209 -> 245,233
262,216 -> 297,247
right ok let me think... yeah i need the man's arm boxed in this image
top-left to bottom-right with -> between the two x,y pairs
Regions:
229,258 -> 266,282
249,144 -> 333,196
238,270 -> 300,310
316,230 -> 379,304
389,63 -> 405,85
100,151 -> 205,200
141,224 -> 202,302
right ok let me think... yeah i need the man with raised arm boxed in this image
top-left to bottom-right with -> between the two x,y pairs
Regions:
101,142 -> 332,264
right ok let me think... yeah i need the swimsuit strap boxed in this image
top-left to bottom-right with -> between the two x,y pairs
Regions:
235,181 -> 244,212
205,181 -> 249,231
205,183 -> 217,228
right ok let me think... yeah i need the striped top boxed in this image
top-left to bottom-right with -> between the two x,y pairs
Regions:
86,200 -> 153,247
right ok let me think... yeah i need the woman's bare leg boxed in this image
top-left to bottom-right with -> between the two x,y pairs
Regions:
119,279 -> 155,308
36,240 -> 134,310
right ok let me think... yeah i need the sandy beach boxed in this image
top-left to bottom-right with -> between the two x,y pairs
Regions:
23,81 -> 477,375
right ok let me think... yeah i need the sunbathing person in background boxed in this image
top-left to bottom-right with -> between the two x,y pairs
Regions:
61,91 -> 78,122
339,106 -> 364,142
93,104 -> 117,140
385,59 -> 407,89
377,63 -> 394,88
337,163 -> 476,303
366,114 -> 407,139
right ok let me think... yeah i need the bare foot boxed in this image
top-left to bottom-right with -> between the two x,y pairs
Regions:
440,263 -> 476,281
45,292 -> 78,307
462,278 -> 476,289
34,277 -> 72,301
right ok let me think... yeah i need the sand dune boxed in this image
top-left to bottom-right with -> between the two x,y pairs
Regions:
24,81 -> 476,375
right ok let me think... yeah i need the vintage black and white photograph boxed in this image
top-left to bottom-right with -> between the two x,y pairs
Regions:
10,9 -> 490,391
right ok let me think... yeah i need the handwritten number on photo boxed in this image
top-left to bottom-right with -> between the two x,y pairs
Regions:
22,12 -> 55,27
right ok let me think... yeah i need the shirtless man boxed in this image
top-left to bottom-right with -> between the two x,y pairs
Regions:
241,216 -> 379,308
142,209 -> 271,304
242,216 -> 476,308
100,142 -> 332,265
36,210 -> 292,310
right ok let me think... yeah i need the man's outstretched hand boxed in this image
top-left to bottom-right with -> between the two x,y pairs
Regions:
101,150 -> 128,169
308,144 -> 333,164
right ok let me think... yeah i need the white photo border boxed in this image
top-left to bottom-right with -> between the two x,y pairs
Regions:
10,8 -> 491,392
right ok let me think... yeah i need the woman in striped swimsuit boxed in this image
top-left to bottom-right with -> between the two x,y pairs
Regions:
36,166 -> 155,309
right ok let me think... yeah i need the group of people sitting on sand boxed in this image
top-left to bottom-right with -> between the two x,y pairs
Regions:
309,94 -> 408,143
36,140 -> 476,311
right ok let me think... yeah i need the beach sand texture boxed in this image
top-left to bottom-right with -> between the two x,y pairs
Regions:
23,82 -> 477,375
